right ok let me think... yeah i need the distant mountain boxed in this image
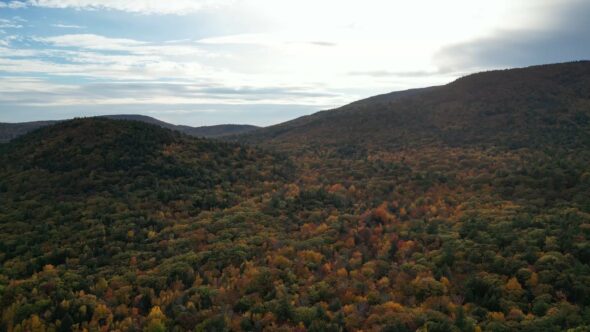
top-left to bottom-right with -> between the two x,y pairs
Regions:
240,61 -> 590,152
0,114 -> 258,142
175,123 -> 260,138
103,114 -> 259,138
0,120 -> 59,143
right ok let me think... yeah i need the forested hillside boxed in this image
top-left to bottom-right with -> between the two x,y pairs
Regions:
1,62 -> 590,332
0,115 -> 258,143
241,61 -> 590,152
0,121 -> 58,143
0,119 -> 292,331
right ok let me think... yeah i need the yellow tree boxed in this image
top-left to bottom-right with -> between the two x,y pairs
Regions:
144,306 -> 167,332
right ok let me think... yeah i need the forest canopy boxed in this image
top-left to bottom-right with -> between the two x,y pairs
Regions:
2,62 -> 590,331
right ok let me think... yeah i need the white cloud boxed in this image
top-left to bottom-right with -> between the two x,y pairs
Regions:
51,23 -> 86,29
35,34 -> 210,59
0,31 -> 349,112
21,0 -> 230,15
0,18 -> 24,29
198,33 -> 280,46
0,30 -> 454,120
0,75 -> 344,110
0,34 -> 211,82
36,34 -> 146,50
0,1 -> 27,9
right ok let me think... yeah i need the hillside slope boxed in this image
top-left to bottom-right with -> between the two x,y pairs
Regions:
241,61 -> 590,151
0,115 -> 258,142
0,118 -> 285,203
0,118 -> 292,330
0,120 -> 59,143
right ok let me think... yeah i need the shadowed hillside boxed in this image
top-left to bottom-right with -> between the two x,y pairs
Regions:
0,118 -> 286,200
0,121 -> 59,143
241,61 -> 590,152
0,115 -> 258,143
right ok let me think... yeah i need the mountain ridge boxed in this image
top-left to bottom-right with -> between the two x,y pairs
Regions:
0,114 -> 259,143
239,61 -> 590,152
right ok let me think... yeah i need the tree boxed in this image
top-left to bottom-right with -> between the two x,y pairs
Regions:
144,306 -> 166,332
58,313 -> 74,332
275,295 -> 294,322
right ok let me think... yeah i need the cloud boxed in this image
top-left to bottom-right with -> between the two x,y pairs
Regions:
0,29 -> 455,124
0,77 -> 344,126
0,80 -> 342,106
0,34 -> 200,80
0,32 -> 346,108
435,0 -> 590,71
0,31 -> 350,117
34,34 -> 209,59
348,70 -> 440,78
51,23 -> 86,29
197,33 -> 337,48
302,41 -> 337,47
198,86 -> 337,98
0,18 -> 25,29
0,1 -> 27,9
36,34 -> 146,51
197,33 -> 278,46
5,0 -> 228,15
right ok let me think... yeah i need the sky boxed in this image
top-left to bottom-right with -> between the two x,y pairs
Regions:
0,0 -> 589,126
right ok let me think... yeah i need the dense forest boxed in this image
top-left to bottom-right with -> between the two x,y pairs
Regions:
1,62 -> 590,331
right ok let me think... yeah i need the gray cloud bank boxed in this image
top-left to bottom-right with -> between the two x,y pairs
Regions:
436,0 -> 590,71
